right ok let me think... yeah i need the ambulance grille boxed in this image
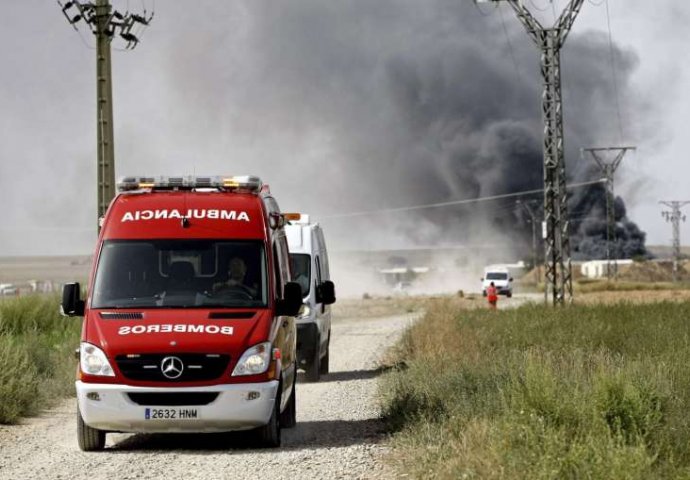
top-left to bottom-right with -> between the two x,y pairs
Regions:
100,312 -> 144,320
126,392 -> 219,406
115,353 -> 230,382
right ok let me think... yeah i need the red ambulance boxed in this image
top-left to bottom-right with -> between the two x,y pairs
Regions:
61,175 -> 302,451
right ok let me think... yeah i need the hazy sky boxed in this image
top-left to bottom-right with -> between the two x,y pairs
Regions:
0,0 -> 688,256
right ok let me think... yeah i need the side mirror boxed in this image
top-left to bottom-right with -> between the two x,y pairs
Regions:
509,277 -> 514,282
480,278 -> 484,281
61,282 -> 85,317
276,282 -> 302,316
316,280 -> 336,305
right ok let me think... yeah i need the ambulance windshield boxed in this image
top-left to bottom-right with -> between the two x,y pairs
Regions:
92,240 -> 267,309
290,253 -> 310,297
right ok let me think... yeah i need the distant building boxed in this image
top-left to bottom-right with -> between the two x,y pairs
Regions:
580,259 -> 634,279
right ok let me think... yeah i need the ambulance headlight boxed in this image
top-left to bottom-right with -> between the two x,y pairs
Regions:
80,342 -> 115,377
232,342 -> 271,376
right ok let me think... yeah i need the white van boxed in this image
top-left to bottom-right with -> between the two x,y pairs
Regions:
481,266 -> 513,298
285,214 -> 335,382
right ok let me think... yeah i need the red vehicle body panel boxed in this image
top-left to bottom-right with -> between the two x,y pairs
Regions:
80,190 -> 291,387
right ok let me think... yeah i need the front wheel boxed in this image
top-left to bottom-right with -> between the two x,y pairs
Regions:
279,372 -> 297,428
304,337 -> 321,382
319,334 -> 330,375
254,394 -> 281,448
77,407 -> 105,451
506,292 -> 512,298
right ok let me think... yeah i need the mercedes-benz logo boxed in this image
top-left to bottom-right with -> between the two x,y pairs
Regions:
160,356 -> 184,380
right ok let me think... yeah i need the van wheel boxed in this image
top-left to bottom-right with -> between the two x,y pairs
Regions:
319,334 -> 330,375
77,407 -> 105,451
254,394 -> 281,448
304,338 -> 321,382
279,371 -> 297,429
507,292 -> 513,298
482,290 -> 487,297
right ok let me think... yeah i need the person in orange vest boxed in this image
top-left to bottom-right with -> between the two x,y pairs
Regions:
486,281 -> 498,309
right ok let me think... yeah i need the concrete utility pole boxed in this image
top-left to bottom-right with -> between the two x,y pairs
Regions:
517,199 -> 541,286
581,147 -> 635,280
477,0 -> 585,305
58,1 -> 152,227
660,201 -> 690,282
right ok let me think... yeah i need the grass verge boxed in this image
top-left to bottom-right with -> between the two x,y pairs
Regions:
380,299 -> 690,479
0,295 -> 80,424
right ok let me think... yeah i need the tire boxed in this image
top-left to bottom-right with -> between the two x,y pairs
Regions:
304,337 -> 321,382
77,406 -> 105,452
319,334 -> 330,375
279,371 -> 297,429
507,292 -> 513,298
482,290 -> 487,297
254,393 -> 281,448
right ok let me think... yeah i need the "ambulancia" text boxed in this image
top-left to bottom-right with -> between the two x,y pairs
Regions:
121,209 -> 250,222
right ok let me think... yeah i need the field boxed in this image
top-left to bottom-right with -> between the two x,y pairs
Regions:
0,255 -> 90,284
5,262 -> 690,479
379,298 -> 690,479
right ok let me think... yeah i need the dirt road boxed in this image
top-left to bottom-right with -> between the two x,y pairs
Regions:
0,312 -> 415,480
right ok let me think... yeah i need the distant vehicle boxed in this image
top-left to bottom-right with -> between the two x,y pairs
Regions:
0,284 -> 18,296
481,266 -> 513,298
285,214 -> 336,382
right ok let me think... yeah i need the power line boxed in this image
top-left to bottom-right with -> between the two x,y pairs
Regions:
318,179 -> 604,219
498,6 -> 523,82
604,0 -> 625,143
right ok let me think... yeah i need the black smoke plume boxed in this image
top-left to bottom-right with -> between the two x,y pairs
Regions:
165,1 -> 650,258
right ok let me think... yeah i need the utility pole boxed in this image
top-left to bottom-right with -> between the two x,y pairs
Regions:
477,0 -> 585,305
517,199 -> 541,287
660,201 -> 690,282
58,1 -> 152,227
581,147 -> 635,280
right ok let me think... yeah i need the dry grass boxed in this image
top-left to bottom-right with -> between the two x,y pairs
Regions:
380,297 -> 690,479
579,289 -> 690,305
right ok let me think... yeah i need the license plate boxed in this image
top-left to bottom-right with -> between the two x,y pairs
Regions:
144,407 -> 199,420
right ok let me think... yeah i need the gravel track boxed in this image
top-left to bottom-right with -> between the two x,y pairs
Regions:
0,313 -> 415,480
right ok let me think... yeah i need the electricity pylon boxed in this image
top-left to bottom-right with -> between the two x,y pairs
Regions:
660,201 -> 690,282
581,147 -> 635,279
58,0 -> 153,227
477,0 -> 585,305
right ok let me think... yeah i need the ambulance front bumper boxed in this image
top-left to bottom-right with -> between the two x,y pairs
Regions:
76,380 -> 279,433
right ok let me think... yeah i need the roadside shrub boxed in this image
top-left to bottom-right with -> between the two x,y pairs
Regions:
0,337 -> 40,423
0,295 -> 80,424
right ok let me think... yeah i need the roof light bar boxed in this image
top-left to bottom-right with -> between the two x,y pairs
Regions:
117,175 -> 263,193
